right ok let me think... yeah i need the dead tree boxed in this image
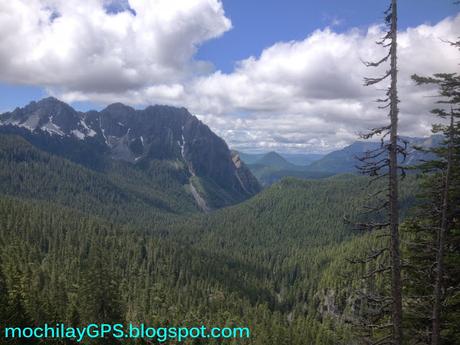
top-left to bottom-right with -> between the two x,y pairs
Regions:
350,1 -> 405,344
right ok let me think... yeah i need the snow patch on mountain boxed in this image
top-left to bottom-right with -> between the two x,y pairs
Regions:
41,116 -> 65,136
80,119 -> 96,137
18,114 -> 40,131
71,129 -> 86,140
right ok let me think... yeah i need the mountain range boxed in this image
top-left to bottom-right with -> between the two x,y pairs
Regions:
238,136 -> 441,186
2,97 -> 437,193
306,136 -> 441,174
0,97 -> 260,211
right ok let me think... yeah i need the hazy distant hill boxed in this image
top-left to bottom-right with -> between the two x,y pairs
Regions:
240,151 -> 331,186
254,151 -> 297,170
307,136 -> 442,174
306,141 -> 379,174
238,151 -> 323,166
237,137 -> 441,186
279,152 -> 324,166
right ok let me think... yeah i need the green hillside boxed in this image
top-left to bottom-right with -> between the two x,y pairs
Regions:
0,163 -> 419,344
0,134 -> 199,226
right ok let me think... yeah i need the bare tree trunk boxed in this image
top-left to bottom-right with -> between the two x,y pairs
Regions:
431,111 -> 454,345
356,1 -> 406,342
389,1 -> 403,344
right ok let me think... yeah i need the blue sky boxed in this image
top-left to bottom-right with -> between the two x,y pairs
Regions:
0,1 -> 458,152
1,1 -> 456,111
197,0 -> 458,73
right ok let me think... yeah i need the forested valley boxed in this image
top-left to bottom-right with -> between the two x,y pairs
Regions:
0,1 -> 459,344
0,147 -> 419,344
0,124 -> 458,344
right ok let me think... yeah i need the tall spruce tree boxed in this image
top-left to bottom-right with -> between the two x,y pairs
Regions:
405,71 -> 460,345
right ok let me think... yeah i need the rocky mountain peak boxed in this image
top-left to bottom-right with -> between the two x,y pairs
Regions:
0,97 -> 94,139
0,98 -> 261,210
101,101 -> 136,116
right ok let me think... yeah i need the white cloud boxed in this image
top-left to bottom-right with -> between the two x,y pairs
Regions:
0,1 -> 458,152
188,15 -> 459,152
0,0 -> 230,93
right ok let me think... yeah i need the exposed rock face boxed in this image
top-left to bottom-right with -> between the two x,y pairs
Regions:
231,151 -> 261,195
0,97 -> 261,209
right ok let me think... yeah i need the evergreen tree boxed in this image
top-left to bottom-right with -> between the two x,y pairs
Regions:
405,71 -> 460,344
0,264 -> 10,326
78,245 -> 124,325
77,244 -> 124,344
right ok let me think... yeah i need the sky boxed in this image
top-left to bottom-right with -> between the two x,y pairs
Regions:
0,0 -> 458,153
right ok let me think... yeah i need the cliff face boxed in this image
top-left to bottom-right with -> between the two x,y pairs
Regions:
0,97 -> 261,210
231,151 -> 261,195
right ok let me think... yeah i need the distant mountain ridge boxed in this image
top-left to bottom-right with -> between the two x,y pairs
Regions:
238,137 -> 441,186
0,97 -> 261,210
279,152 -> 324,166
307,136 -> 442,174
238,151 -> 324,166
